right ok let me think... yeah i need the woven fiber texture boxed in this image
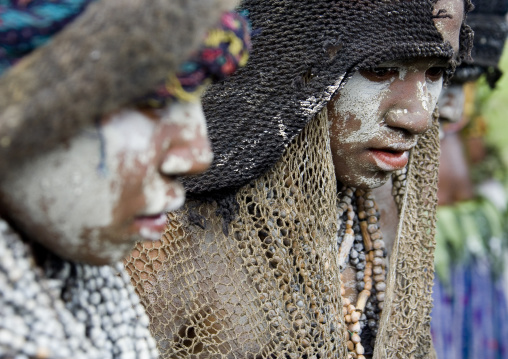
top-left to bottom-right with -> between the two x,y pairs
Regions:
127,111 -> 443,358
126,0 -> 474,357
183,0 -> 473,195
0,219 -> 158,359
374,114 -> 441,358
127,110 -> 350,358
0,0 -> 238,172
454,0 -> 508,87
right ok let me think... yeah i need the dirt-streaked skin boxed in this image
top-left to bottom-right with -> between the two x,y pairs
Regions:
0,101 -> 212,265
327,58 -> 445,189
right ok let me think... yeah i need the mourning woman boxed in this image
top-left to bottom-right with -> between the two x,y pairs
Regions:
0,0 -> 250,357
127,0 -> 473,358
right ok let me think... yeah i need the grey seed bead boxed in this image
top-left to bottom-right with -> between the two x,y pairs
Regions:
350,257 -> 359,266
354,243 -> 364,252
356,271 -> 365,281
373,257 -> 384,266
106,300 -> 116,315
350,249 -> 359,259
375,282 -> 387,292
358,252 -> 366,261
0,329 -> 13,345
356,281 -> 365,291
139,314 -> 150,327
361,314 -> 367,321
90,292 -> 101,305
368,319 -> 377,328
356,262 -> 366,270
24,342 -> 37,357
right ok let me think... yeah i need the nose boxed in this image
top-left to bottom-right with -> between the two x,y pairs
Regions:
384,73 -> 437,136
159,101 -> 213,176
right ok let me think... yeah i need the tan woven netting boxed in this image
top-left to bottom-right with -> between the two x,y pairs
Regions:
125,108 -> 440,358
374,111 -> 440,359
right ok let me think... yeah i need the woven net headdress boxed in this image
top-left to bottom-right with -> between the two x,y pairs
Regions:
126,1 -> 473,358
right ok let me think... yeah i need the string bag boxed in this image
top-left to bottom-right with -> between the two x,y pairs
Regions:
126,1 -> 473,358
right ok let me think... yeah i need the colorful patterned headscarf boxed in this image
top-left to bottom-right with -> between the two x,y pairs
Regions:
0,0 -> 96,74
142,11 -> 251,106
0,1 -> 251,102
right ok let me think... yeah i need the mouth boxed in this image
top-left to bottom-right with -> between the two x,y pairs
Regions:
133,212 -> 168,241
369,147 -> 410,172
132,180 -> 187,241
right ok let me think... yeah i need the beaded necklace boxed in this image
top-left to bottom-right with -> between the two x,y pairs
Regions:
337,187 -> 388,359
0,219 -> 158,359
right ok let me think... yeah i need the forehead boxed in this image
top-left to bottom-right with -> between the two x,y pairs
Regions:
433,0 -> 465,53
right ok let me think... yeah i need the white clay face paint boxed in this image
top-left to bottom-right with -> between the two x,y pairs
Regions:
160,101 -> 213,174
329,71 -> 393,188
0,104 -> 210,264
0,110 -> 162,262
330,71 -> 393,146
328,61 -> 443,189
438,84 -> 465,123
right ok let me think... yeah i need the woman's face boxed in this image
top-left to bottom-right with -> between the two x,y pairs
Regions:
328,59 -> 445,188
0,101 -> 212,264
328,0 -> 465,189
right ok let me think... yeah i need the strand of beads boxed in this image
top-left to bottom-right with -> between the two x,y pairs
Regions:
357,189 -> 387,353
357,189 -> 387,312
338,189 -> 387,359
391,167 -> 407,211
336,187 -> 354,254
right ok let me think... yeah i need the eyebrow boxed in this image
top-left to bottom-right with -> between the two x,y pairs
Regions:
433,9 -> 453,19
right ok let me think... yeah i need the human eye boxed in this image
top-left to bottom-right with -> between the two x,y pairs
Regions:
425,66 -> 445,82
359,67 -> 399,82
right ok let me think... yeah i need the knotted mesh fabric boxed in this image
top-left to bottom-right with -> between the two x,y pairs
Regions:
126,110 -> 349,358
374,113 -> 441,359
456,0 -> 508,87
183,0 -> 472,195
126,109 -> 442,358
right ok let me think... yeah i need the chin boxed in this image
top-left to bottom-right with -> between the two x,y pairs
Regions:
50,229 -> 143,266
338,172 -> 391,190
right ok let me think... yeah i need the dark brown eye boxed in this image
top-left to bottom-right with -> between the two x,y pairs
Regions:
426,67 -> 445,81
359,67 -> 399,82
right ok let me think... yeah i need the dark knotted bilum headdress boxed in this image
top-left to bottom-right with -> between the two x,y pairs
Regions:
0,0 -> 250,172
184,0 -> 473,196
452,0 -> 508,87
127,1 -> 474,358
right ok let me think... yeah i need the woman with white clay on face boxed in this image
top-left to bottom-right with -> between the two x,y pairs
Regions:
0,100 -> 211,265
127,0 -> 473,358
0,2 -> 250,357
328,58 -> 448,189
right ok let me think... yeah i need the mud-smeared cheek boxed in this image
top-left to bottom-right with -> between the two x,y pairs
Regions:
427,80 -> 443,110
161,153 -> 193,174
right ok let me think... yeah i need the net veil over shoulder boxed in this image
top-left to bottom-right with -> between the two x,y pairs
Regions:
126,1 -> 473,358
